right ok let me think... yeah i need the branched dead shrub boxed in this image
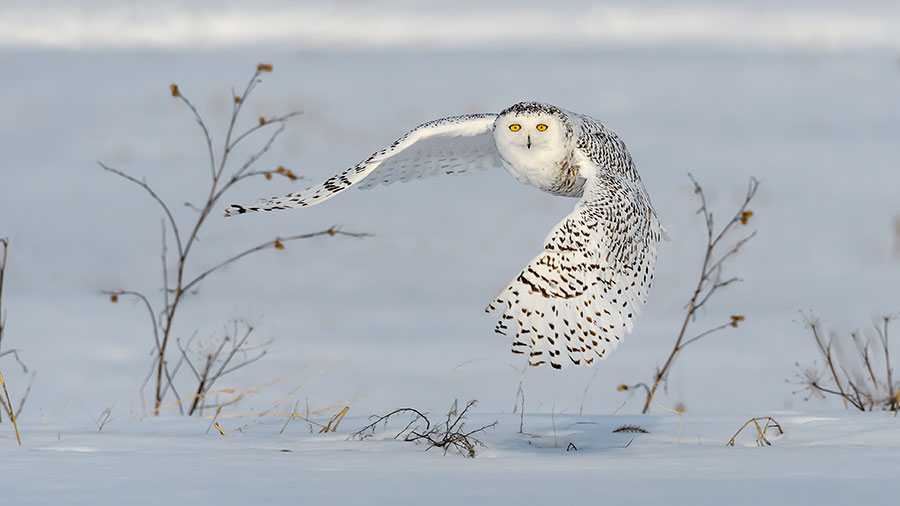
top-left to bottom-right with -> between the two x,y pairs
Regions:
100,65 -> 370,415
350,399 -> 497,458
619,175 -> 759,413
174,319 -> 272,416
794,313 -> 899,412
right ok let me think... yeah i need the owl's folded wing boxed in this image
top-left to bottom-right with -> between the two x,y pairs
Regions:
224,114 -> 500,216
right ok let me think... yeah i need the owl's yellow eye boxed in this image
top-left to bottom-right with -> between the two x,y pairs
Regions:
536,123 -> 548,131
509,124 -> 521,132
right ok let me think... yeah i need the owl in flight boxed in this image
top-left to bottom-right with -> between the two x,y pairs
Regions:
226,102 -> 663,370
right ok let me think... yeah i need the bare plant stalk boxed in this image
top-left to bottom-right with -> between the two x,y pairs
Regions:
101,65 -> 369,415
0,238 -> 8,425
877,315 -> 897,411
0,238 -> 32,427
807,317 -> 849,409
510,363 -> 526,433
279,400 -> 301,434
0,238 -> 6,353
0,369 -> 21,445
638,175 -> 759,414
579,368 -> 600,416
84,404 -> 114,432
13,370 -> 35,419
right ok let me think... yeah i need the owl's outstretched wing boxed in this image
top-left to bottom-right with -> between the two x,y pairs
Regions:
486,171 -> 662,369
224,114 -> 499,216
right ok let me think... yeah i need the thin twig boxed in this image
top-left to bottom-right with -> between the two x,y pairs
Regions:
350,400 -> 496,458
0,238 -> 7,353
228,112 -> 303,152
808,317 -> 850,409
280,400 -> 301,434
579,367 -> 600,416
206,406 -> 224,434
878,315 -> 897,411
350,407 -> 431,441
216,70 -> 262,182
162,354 -> 185,416
13,370 -> 34,419
177,93 -> 217,181
0,349 -> 28,374
679,321 -> 735,349
0,368 -> 21,445
83,404 -> 114,432
160,221 -> 170,325
181,228 -> 371,294
638,175 -> 758,413
104,290 -> 160,352
98,163 -> 184,259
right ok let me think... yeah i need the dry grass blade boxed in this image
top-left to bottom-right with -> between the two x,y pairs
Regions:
1,238 -> 32,432
320,406 -> 350,433
726,416 -> 783,447
140,364 -> 307,420
579,367 -> 600,416
654,400 -> 684,443
212,403 -> 353,435
279,400 -> 302,434
206,406 -> 225,434
0,369 -> 21,445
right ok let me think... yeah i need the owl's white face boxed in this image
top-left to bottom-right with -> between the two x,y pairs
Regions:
493,106 -> 571,186
494,112 -> 567,156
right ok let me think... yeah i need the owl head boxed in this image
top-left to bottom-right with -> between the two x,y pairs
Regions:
493,102 -> 573,165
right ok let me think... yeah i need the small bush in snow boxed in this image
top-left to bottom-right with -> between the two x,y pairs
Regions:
794,313 -> 899,412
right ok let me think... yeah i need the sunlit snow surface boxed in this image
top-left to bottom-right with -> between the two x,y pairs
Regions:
1,0 -> 899,503
5,413 -> 900,504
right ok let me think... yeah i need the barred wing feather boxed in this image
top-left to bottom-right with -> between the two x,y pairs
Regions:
224,114 -> 499,216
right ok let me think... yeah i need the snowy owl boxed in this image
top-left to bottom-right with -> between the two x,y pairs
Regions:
226,102 -> 663,369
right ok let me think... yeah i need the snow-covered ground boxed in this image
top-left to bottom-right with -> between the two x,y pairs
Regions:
5,412 -> 900,505
1,1 -> 899,503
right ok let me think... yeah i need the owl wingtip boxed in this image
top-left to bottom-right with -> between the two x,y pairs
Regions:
223,205 -> 247,217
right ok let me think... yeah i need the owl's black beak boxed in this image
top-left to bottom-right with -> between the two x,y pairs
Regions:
527,135 -> 532,149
